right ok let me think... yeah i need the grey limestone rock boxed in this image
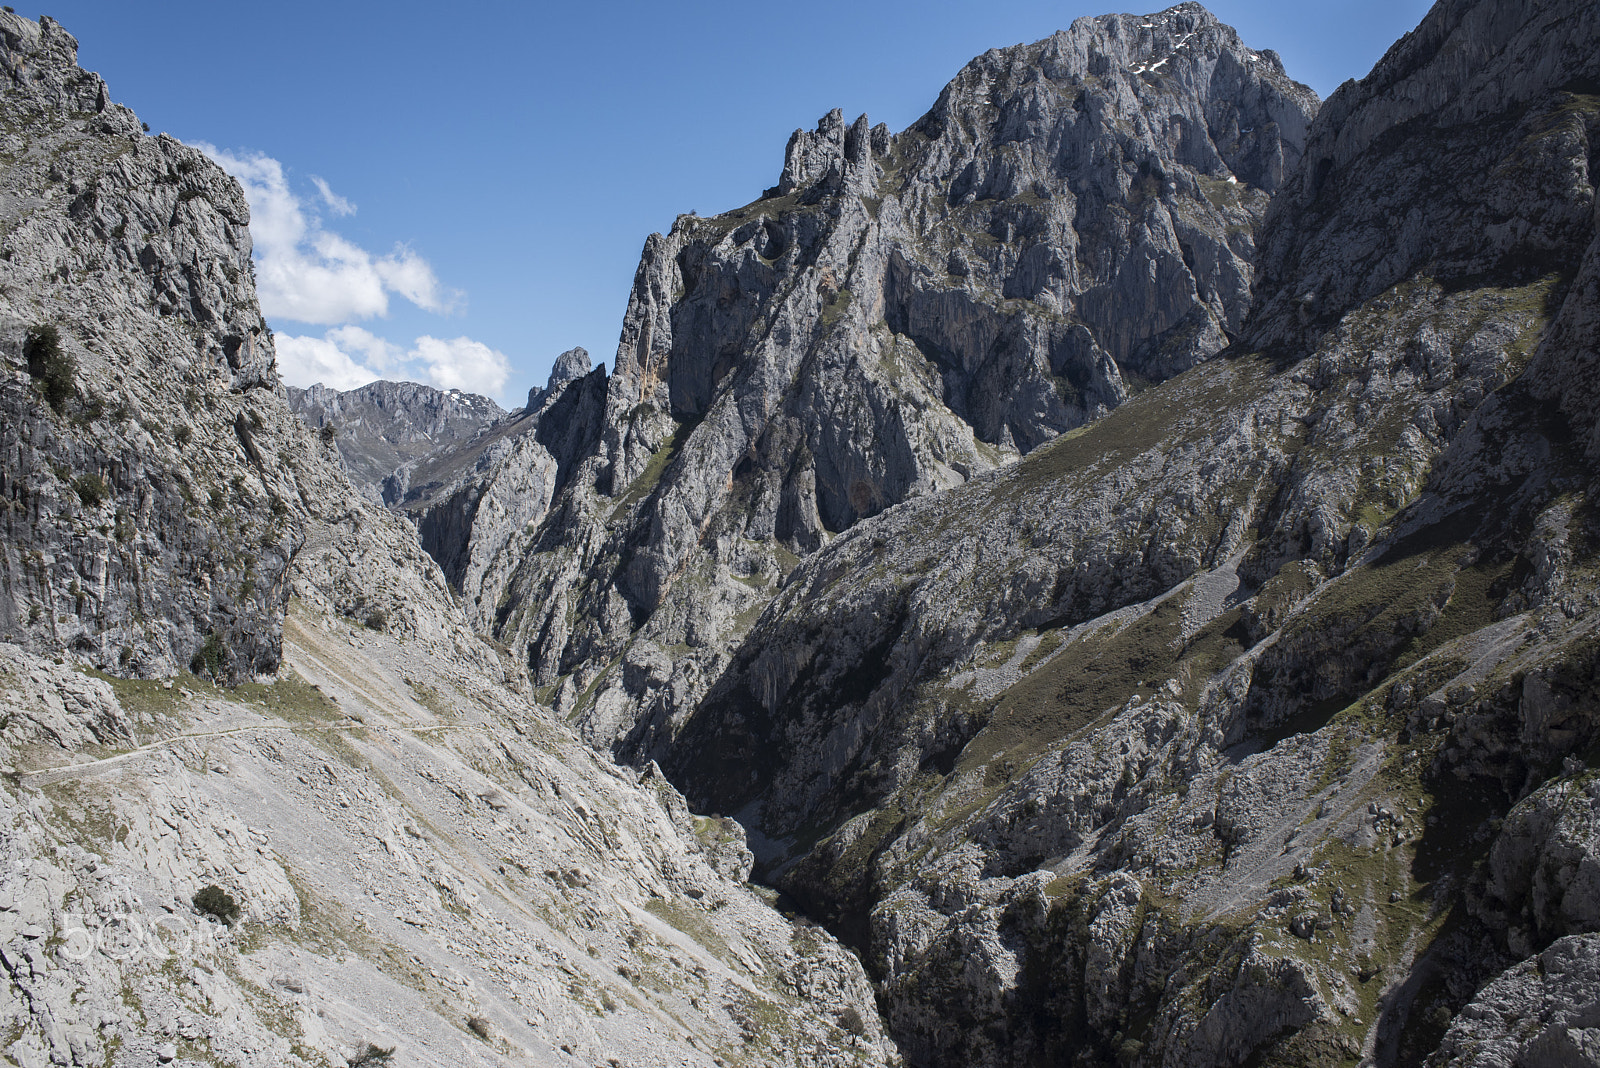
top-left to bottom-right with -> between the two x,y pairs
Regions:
286,379 -> 504,502
541,344 -> 592,396
0,605 -> 897,1068
1248,0 -> 1600,356
0,10 -> 524,683
1431,934 -> 1600,1068
1482,772 -> 1600,954
0,12 -> 286,681
630,0 -> 1600,1064
468,2 -> 1317,768
392,354 -> 608,624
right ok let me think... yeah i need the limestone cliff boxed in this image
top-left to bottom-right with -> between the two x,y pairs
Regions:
390,348 -> 608,618
469,3 -> 1318,765
0,17 -> 894,1067
0,15 -> 291,681
654,0 -> 1600,1063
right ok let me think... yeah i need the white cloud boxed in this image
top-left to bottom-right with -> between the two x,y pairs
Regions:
274,333 -> 386,392
374,246 -> 449,311
325,325 -> 403,373
195,143 -> 460,325
413,335 -> 513,395
274,328 -> 512,400
310,175 -> 355,216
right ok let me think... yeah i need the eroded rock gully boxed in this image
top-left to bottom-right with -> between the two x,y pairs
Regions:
14,1 -> 1600,1066
0,14 -> 892,1067
650,0 -> 1600,1064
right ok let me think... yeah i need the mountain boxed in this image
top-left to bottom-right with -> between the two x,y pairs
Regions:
444,1 -> 1320,768
656,0 -> 1600,1063
0,15 -> 891,1067
385,347 -> 608,619
10,2 -> 1600,1067
285,380 -> 505,502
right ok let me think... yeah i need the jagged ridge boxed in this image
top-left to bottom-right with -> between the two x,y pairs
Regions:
434,4 -> 1318,774
652,0 -> 1600,1063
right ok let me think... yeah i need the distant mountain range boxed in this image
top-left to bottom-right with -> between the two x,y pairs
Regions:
9,2 -> 1600,1065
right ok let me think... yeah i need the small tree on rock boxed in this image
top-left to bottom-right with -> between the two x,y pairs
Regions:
25,324 -> 76,413
193,884 -> 240,925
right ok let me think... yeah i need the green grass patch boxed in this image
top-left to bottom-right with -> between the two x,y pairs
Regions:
1196,175 -> 1245,212
83,665 -> 341,729
953,593 -> 1219,777
1004,353 -> 1277,499
611,418 -> 696,519
820,287 -> 853,328
643,896 -> 732,962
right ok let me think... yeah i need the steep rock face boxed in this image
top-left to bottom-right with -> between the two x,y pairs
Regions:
480,2 -> 1316,760
1479,772 -> 1600,955
395,350 -> 608,620
1248,0 -> 1600,355
1431,934 -> 1600,1068
0,15 -> 495,684
650,0 -> 1600,1064
0,14 -> 288,680
286,379 -> 504,501
0,18 -> 897,1068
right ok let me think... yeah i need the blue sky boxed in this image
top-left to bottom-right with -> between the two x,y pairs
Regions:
37,0 -> 1432,406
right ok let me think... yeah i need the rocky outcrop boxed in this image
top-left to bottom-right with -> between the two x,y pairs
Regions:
1480,771 -> 1600,956
471,3 -> 1316,765
286,379 -> 504,501
0,18 -> 896,1068
283,350 -> 609,624
629,0 -> 1600,1064
1248,0 -> 1600,355
1431,934 -> 1600,1068
391,349 -> 609,620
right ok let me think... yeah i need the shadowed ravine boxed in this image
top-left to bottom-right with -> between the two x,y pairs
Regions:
5,2 -> 1600,1066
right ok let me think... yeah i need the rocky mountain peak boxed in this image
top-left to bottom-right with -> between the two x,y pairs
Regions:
286,380 -> 507,500
913,1 -> 1314,212
0,13 -> 120,120
645,0 -> 1600,1063
541,344 -> 593,397
777,107 -> 889,197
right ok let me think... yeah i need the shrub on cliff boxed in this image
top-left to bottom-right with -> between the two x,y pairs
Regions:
193,884 -> 240,925
25,324 -> 76,413
190,630 -> 227,677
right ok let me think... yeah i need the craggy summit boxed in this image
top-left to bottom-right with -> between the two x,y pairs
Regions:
8,2 -> 1600,1067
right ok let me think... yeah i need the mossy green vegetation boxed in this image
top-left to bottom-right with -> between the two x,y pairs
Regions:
25,323 -> 75,413
643,895 -> 732,962
953,593 -> 1245,779
611,418 -> 696,519
193,884 -> 240,926
820,287 -> 853,328
1006,353 -> 1277,498
693,814 -> 743,853
84,663 -> 341,730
